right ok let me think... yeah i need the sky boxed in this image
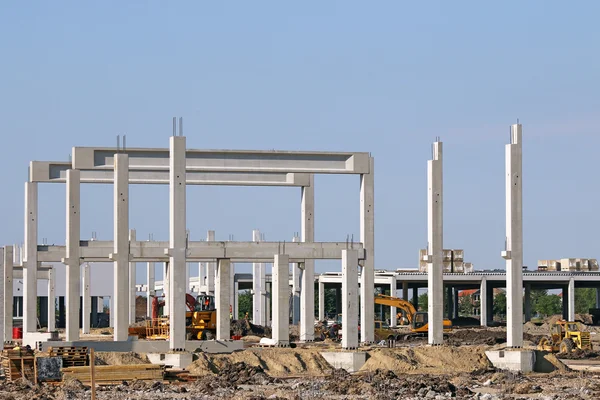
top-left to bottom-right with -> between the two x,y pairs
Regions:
1,1 -> 600,283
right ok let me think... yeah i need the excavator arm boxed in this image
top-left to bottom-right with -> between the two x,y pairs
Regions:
374,294 -> 417,323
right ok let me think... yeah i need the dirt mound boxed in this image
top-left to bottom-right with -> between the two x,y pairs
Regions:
188,348 -> 332,377
230,319 -> 271,337
94,351 -> 149,365
558,349 -> 600,360
451,317 -> 482,327
360,346 -> 492,374
448,328 -> 542,346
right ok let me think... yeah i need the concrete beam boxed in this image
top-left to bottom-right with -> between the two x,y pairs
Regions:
37,241 -> 366,263
300,175 -> 315,341
3,246 -> 13,342
427,141 -> 444,345
64,170 -> 81,341
23,182 -> 38,333
112,153 -> 129,341
272,254 -> 290,346
360,157 -> 375,344
216,258 -> 231,340
82,264 -> 91,334
503,123 -> 524,348
30,161 -> 312,186
72,147 -> 371,174
168,135 -> 186,351
342,249 -> 359,350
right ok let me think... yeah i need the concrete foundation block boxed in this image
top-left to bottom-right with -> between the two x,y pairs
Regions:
147,352 -> 193,369
485,349 -> 534,373
320,351 -> 367,373
23,332 -> 59,350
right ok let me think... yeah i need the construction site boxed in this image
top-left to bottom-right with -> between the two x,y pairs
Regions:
0,118 -> 599,400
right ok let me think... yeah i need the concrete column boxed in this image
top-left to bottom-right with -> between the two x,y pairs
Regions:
480,277 -> 488,326
272,254 -> 290,346
109,297 -> 114,327
98,296 -> 104,314
147,262 -> 155,318
502,123 -> 523,348
266,282 -> 271,326
291,236 -> 301,325
0,248 -> 3,347
524,284 -> 532,322
163,262 -> 169,316
402,281 -> 409,301
48,267 -> 55,332
23,182 -> 38,333
82,264 -> 91,334
112,153 -> 129,341
342,249 -> 359,349
335,287 -> 342,315
568,278 -> 575,321
229,261 -> 235,320
360,159 -> 375,344
446,286 -> 453,320
216,258 -> 231,340
596,288 -> 600,308
301,175 -> 315,341
3,246 -> 12,342
390,277 -> 397,327
318,279 -> 325,321
65,169 -> 81,342
427,141 -> 444,345
413,287 -> 419,310
168,135 -> 187,351
251,229 -> 264,325
453,287 -> 459,319
206,231 -> 215,295
562,286 -> 568,320
129,230 -> 136,324
234,280 -> 239,319
91,297 -> 98,327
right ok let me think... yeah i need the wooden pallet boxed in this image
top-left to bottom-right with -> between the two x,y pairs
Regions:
1,348 -> 36,382
62,364 -> 163,385
48,346 -> 89,368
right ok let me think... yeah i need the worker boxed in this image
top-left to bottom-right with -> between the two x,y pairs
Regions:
204,296 -> 210,310
245,312 -> 249,320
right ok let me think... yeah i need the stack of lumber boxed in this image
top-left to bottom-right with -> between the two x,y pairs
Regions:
1,348 -> 35,382
48,346 -> 88,367
62,364 -> 163,385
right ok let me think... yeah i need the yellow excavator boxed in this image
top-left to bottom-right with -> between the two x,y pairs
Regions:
537,320 -> 593,353
374,294 -> 453,338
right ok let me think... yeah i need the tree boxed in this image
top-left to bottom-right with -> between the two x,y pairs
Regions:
493,292 -> 506,317
535,294 -> 561,317
459,294 -> 475,317
417,293 -> 428,311
238,290 -> 252,319
575,288 -> 596,314
530,289 -> 548,315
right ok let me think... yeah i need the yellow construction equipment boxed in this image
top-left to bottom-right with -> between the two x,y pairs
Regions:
537,320 -> 593,353
374,294 -> 453,336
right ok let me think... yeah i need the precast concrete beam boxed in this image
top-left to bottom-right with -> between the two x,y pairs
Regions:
480,277 -> 488,327
360,158 -> 375,344
129,230 -> 137,324
168,135 -> 187,351
48,267 -> 55,332
503,124 -> 523,348
23,181 -> 38,333
342,249 -> 359,350
30,161 -> 313,186
112,154 -> 129,341
300,175 -> 315,341
216,258 -> 231,340
82,264 -> 91,334
427,141 -> 444,345
272,254 -> 290,346
147,262 -> 155,318
568,278 -> 575,321
71,147 -> 371,174
63,169 -> 81,341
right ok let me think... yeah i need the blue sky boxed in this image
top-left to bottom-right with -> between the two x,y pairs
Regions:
1,1 -> 599,278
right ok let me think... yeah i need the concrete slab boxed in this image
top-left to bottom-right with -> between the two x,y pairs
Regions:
147,352 -> 193,369
320,351 -> 367,373
485,349 -> 534,373
41,340 -> 245,354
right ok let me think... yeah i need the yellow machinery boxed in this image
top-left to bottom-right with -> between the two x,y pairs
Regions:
374,294 -> 453,335
537,320 -> 593,353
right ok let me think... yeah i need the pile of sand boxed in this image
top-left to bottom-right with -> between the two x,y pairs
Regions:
188,348 -> 332,377
360,346 -> 492,374
94,351 -> 150,365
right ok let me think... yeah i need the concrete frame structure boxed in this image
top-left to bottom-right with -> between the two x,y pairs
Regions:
17,126 -> 372,350
502,123 -> 523,348
426,140 -> 444,345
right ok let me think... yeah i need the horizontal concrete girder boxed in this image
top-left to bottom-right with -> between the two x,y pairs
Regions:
11,268 -> 51,280
29,161 -> 310,186
36,241 -> 365,263
71,147 -> 371,174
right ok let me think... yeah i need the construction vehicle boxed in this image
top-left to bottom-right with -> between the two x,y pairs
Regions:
129,293 -> 218,340
374,294 -> 452,338
537,320 -> 593,353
